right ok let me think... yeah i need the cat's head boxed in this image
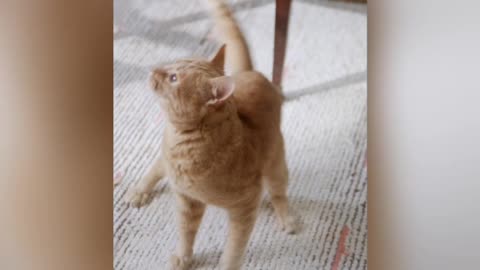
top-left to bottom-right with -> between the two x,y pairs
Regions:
150,45 -> 235,130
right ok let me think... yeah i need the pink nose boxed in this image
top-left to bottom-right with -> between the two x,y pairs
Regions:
150,68 -> 167,89
152,68 -> 167,79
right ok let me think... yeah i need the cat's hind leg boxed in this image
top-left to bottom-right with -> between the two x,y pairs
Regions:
125,156 -> 165,208
264,148 -> 300,234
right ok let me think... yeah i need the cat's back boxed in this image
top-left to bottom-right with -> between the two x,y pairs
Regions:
233,71 -> 283,131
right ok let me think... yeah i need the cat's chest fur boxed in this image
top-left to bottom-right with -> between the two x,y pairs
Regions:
162,120 -> 261,204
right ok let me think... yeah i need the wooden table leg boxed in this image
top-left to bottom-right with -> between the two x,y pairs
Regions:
272,0 -> 292,86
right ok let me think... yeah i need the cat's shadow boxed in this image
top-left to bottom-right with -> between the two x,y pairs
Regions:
185,199 -> 282,269
182,195 -> 364,269
148,184 -> 170,202
191,250 -> 223,269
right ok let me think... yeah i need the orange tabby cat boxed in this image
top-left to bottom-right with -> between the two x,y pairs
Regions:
125,0 -> 299,269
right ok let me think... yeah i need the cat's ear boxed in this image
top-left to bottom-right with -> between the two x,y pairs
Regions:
210,44 -> 226,71
207,76 -> 235,107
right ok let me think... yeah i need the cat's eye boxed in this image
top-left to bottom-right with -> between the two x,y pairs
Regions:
169,73 -> 177,83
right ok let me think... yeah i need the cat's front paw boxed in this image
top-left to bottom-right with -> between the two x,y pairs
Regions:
282,214 -> 301,235
125,187 -> 153,208
219,262 -> 241,270
170,254 -> 191,270
219,256 -> 241,270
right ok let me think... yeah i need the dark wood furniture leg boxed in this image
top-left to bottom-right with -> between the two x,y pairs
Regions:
272,0 -> 292,86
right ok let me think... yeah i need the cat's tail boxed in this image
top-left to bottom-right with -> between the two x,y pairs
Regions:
205,0 -> 253,74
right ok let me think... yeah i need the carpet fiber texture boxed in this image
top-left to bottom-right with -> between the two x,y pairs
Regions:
114,0 -> 367,269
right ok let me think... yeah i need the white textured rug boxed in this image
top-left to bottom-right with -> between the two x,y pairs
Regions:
114,0 -> 367,269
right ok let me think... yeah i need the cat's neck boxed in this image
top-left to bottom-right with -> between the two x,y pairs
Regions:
201,102 -> 238,130
166,105 -> 243,153
168,103 -> 241,136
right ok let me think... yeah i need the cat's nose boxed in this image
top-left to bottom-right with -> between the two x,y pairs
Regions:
151,68 -> 167,80
150,68 -> 167,90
